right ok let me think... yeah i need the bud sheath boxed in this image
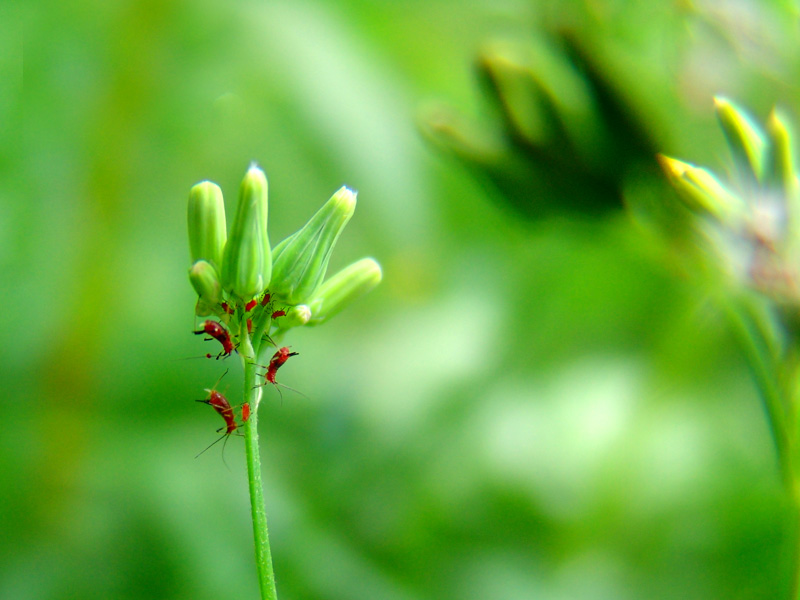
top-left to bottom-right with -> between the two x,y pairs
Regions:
221,165 -> 272,300
307,258 -> 382,325
714,96 -> 766,183
270,187 -> 356,304
189,260 -> 222,316
658,155 -> 744,224
188,181 -> 227,270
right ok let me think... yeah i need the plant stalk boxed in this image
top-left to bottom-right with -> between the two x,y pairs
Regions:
241,331 -> 278,600
722,298 -> 800,598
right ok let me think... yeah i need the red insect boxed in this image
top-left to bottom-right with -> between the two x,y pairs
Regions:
253,347 -> 304,402
265,347 -> 299,384
221,301 -> 234,315
245,299 -> 257,312
261,293 -> 271,306
271,309 -> 286,319
241,402 -> 251,422
199,390 -> 237,433
195,370 -> 241,459
193,320 -> 235,359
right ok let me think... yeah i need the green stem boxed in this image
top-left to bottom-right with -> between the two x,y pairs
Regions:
793,497 -> 800,600
722,297 -> 794,490
720,296 -> 800,598
241,332 -> 278,600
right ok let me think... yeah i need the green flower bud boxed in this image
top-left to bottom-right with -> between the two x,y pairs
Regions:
188,181 -> 227,270
306,258 -> 382,326
658,155 -> 745,224
270,230 -> 298,262
276,305 -> 312,330
270,186 -> 356,304
476,41 -> 550,147
766,109 -> 799,201
189,260 -> 222,316
476,38 -> 602,161
221,165 -> 272,300
714,96 -> 766,183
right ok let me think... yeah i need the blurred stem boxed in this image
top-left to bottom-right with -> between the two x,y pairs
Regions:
722,297 -> 793,489
793,500 -> 800,600
721,297 -> 800,598
240,328 -> 278,600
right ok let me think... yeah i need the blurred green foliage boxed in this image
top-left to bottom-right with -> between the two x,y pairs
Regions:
8,1 -> 800,599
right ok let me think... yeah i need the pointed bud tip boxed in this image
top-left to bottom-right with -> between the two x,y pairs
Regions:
361,258 -> 382,282
192,180 -> 220,192
768,108 -> 792,133
713,96 -> 732,110
244,164 -> 268,188
657,154 -> 692,178
291,305 -> 312,326
332,186 -> 358,210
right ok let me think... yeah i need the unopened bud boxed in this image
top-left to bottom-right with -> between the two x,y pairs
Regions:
658,155 -> 744,223
476,38 -> 600,159
766,109 -> 799,201
270,187 -> 356,304
306,258 -> 382,326
188,181 -> 227,270
221,165 -> 272,299
714,96 -> 766,183
189,260 -> 222,316
275,305 -> 312,330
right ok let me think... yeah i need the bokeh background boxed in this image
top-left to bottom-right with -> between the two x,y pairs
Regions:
8,1 -> 800,599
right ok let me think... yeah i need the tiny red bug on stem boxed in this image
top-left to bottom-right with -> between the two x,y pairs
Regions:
253,347 -> 304,402
245,299 -> 257,312
271,309 -> 286,319
265,347 -> 299,384
195,370 -> 247,462
193,320 -> 235,359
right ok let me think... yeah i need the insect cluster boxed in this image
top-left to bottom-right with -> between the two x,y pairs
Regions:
192,291 -> 300,459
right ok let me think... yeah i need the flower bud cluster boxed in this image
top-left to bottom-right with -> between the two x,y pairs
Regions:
418,34 -> 655,219
187,165 -> 381,346
660,97 -> 800,305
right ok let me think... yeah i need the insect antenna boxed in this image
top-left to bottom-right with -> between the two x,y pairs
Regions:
195,424 -> 236,470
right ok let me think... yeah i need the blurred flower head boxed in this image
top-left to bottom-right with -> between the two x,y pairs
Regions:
660,97 -> 800,306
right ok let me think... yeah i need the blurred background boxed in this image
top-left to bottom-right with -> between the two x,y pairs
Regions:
8,1 -> 800,598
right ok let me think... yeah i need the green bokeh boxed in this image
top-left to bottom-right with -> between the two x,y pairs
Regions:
8,1 -> 800,599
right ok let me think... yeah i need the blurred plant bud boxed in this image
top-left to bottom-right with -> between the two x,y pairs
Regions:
658,155 -> 745,224
477,38 -> 605,164
270,187 -> 356,304
663,99 -> 800,307
766,110 -> 800,245
187,181 -> 227,270
306,258 -> 382,326
221,164 -> 272,300
419,32 -> 656,219
715,96 -> 766,184
766,110 -> 800,202
189,260 -> 222,316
